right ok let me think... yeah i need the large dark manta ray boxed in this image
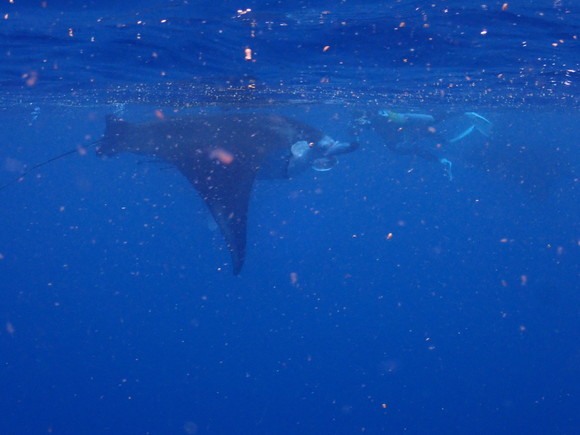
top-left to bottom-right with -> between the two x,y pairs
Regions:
96,113 -> 326,275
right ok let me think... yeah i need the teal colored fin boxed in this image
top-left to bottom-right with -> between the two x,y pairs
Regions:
464,112 -> 493,136
448,125 -> 475,143
440,158 -> 453,181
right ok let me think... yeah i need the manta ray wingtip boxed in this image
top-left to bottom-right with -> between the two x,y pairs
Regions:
231,257 -> 244,275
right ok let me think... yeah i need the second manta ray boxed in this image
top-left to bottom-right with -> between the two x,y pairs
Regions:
96,113 -> 358,275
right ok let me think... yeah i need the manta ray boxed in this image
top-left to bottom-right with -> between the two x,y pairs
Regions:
96,113 -> 356,275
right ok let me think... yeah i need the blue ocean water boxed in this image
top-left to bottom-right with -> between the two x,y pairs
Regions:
0,1 -> 578,434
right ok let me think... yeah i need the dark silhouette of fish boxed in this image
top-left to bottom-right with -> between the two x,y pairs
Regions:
96,113 -> 326,275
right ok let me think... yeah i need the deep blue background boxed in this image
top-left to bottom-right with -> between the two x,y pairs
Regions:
0,1 -> 578,434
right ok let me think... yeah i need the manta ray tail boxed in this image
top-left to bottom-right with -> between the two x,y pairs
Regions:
0,140 -> 101,192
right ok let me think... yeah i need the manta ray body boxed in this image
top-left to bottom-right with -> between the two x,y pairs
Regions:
96,113 -> 326,275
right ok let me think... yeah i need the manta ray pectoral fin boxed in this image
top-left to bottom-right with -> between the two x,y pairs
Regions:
178,158 -> 256,275
205,200 -> 248,275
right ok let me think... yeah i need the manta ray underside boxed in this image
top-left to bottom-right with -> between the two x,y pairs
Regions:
96,113 -> 325,275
